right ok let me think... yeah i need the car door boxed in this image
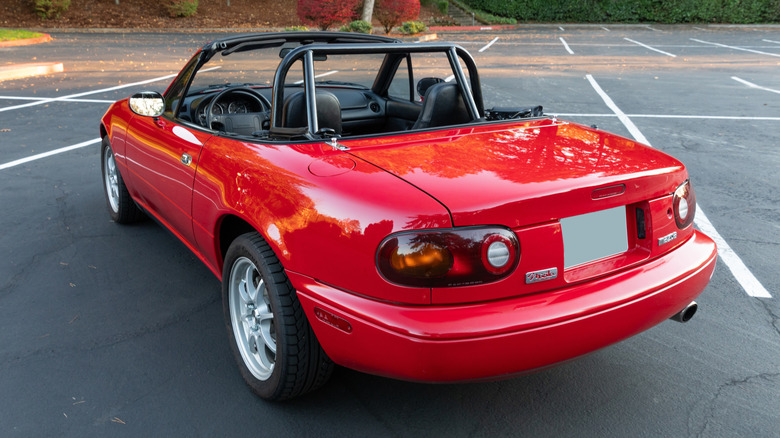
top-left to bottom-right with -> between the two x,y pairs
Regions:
125,116 -> 211,246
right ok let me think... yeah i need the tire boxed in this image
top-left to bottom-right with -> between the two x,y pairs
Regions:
222,232 -> 333,401
101,136 -> 145,224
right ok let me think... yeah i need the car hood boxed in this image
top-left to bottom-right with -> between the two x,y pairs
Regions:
346,119 -> 687,227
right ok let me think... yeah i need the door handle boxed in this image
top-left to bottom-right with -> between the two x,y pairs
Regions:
181,153 -> 192,167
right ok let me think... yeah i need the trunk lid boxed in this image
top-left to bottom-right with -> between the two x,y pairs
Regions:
346,119 -> 687,228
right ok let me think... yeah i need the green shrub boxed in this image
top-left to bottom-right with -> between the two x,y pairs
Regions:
165,0 -> 198,18
285,25 -> 311,31
340,20 -> 373,33
33,0 -> 71,20
400,20 -> 428,34
463,0 -> 779,23
420,0 -> 434,6
437,0 -> 448,14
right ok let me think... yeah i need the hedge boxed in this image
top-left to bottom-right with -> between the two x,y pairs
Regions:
462,0 -> 780,23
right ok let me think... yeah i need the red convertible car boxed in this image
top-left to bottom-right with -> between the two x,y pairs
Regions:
100,32 -> 717,400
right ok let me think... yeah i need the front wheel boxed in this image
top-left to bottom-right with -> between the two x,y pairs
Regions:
101,136 -> 144,224
222,232 -> 333,401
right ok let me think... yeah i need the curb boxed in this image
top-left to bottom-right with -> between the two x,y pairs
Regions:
0,33 -> 52,48
429,24 -> 517,32
0,62 -> 64,81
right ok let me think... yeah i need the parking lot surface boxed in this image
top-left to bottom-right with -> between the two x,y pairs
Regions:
1,26 -> 778,437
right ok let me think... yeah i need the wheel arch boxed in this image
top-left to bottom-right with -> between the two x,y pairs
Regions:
216,214 -> 291,279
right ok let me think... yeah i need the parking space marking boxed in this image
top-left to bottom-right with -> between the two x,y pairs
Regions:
558,26 -> 565,31
601,27 -> 610,32
555,113 -> 780,121
0,72 -> 178,113
732,76 -> 780,95
0,138 -> 100,171
479,37 -> 499,53
559,37 -> 574,55
0,66 -> 222,114
0,95 -> 114,104
585,74 -> 772,299
293,70 -> 339,85
693,209 -> 772,298
691,38 -> 780,58
763,39 -> 780,45
624,38 -> 677,57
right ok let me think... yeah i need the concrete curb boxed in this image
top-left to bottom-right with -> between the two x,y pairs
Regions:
0,33 -> 52,48
0,62 -> 64,81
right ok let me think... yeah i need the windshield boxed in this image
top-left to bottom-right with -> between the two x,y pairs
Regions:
188,44 -> 384,93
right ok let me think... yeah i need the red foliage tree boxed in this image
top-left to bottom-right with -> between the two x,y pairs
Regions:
375,0 -> 420,34
297,0 -> 361,31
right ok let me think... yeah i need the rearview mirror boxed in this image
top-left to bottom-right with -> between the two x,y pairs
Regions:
279,47 -> 328,61
129,91 -> 165,117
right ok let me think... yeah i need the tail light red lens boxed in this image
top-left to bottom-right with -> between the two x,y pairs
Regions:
673,180 -> 696,229
377,227 -> 519,288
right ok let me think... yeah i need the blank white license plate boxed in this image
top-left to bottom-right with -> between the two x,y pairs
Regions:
560,206 -> 628,269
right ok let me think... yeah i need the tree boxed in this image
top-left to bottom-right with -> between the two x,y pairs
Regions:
297,0 -> 361,30
361,0 -> 375,24
374,0 -> 420,33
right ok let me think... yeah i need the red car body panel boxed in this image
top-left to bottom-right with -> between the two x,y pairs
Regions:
294,231 -> 716,382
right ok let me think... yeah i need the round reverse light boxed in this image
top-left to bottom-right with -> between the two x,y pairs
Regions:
678,196 -> 689,221
487,241 -> 510,268
673,180 -> 696,229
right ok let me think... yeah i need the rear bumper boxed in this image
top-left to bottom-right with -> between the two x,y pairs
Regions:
292,230 -> 717,382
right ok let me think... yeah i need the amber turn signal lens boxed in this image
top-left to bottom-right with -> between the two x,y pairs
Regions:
389,242 -> 453,278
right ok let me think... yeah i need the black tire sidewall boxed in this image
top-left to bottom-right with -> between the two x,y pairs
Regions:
221,233 -> 288,400
101,137 -> 121,222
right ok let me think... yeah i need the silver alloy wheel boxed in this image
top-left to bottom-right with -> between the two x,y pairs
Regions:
228,256 -> 276,380
103,147 -> 120,213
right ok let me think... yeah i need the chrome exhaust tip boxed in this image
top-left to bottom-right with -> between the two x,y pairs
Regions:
670,301 -> 698,323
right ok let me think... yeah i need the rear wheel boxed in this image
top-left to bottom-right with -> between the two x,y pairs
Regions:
101,136 -> 144,223
222,232 -> 333,400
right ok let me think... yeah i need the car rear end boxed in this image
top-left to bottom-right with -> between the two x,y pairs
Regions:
292,118 -> 718,382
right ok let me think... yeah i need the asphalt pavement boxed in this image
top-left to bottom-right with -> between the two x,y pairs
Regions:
0,26 -> 778,437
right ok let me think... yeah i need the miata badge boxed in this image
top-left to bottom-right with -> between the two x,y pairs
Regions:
526,268 -> 558,284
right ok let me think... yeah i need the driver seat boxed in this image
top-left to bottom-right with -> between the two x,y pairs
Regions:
412,82 -> 471,130
282,90 -> 342,136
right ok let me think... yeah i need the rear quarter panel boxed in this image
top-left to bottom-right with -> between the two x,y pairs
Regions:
191,136 -> 453,304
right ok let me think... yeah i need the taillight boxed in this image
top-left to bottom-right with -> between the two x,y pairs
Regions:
673,179 -> 696,229
376,227 -> 519,288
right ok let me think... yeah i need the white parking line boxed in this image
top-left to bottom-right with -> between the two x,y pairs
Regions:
691,38 -> 780,58
601,27 -> 610,32
293,70 -> 339,85
0,73 -> 177,113
762,39 -> 780,45
479,37 -> 499,53
585,74 -> 772,299
558,26 -> 565,31
0,138 -> 101,171
694,209 -> 771,298
554,113 -> 780,121
646,26 -> 662,32
0,66 -> 221,114
624,38 -> 677,57
731,76 -> 780,95
559,37 -> 574,55
0,95 -> 114,104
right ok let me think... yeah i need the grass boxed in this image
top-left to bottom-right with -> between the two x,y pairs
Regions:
0,28 -> 44,42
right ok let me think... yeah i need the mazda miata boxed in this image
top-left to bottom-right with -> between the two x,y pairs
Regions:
100,32 -> 717,400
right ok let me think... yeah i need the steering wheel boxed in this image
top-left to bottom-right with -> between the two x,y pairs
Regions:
206,86 -> 271,133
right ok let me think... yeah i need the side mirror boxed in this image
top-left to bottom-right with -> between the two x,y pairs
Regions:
129,91 -> 165,117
